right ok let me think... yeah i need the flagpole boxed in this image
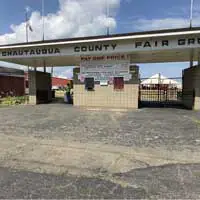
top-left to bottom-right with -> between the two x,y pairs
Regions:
190,0 -> 194,28
106,0 -> 110,35
189,0 -> 194,68
25,7 -> 30,72
25,8 -> 28,42
42,0 -> 45,41
42,0 -> 46,72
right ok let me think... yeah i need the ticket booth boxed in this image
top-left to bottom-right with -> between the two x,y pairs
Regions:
73,55 -> 139,109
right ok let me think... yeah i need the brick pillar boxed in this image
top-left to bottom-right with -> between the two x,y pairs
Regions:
127,65 -> 139,109
28,71 -> 37,104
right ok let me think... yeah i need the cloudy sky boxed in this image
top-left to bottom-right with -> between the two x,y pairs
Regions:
0,0 -> 199,78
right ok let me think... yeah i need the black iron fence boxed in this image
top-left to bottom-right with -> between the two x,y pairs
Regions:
139,77 -> 182,106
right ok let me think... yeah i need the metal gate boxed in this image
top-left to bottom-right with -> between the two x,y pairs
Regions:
139,76 -> 183,107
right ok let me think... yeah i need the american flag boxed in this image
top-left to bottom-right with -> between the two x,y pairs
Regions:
26,21 -> 33,32
25,6 -> 33,32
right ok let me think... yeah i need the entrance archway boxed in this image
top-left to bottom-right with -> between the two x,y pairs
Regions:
1,27 -> 200,110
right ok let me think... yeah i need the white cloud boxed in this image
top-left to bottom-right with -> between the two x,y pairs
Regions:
134,5 -> 200,31
0,0 -> 120,77
2,1 -> 198,78
134,17 -> 190,31
53,67 -> 74,79
0,0 -> 120,44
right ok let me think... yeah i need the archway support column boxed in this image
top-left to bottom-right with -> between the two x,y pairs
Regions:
182,65 -> 200,110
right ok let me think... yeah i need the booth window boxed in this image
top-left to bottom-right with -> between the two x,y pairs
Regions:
85,77 -> 95,91
114,77 -> 124,90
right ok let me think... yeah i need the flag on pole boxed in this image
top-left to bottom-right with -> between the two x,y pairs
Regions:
25,6 -> 33,32
27,22 -> 33,32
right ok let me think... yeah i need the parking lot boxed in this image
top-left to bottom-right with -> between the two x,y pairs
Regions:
0,104 -> 200,198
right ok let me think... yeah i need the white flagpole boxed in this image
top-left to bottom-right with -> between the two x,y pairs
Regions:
189,0 -> 194,68
106,0 -> 109,35
25,7 -> 30,72
41,0 -> 46,72
190,0 -> 194,28
42,0 -> 45,41
25,7 -> 29,43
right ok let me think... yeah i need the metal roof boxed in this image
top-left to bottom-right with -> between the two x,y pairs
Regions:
0,66 -> 24,75
1,27 -> 200,48
0,27 -> 200,66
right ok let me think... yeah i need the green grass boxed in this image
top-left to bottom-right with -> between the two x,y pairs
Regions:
0,96 -> 29,106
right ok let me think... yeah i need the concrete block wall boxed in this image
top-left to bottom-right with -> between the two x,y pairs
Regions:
73,66 -> 139,109
28,71 -> 37,105
182,66 -> 200,110
73,84 -> 139,108
182,90 -> 194,109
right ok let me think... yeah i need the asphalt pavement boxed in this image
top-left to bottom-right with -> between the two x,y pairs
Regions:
0,104 -> 200,199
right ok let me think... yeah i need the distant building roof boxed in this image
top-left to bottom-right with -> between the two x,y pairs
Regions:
0,66 -> 24,77
141,74 -> 182,88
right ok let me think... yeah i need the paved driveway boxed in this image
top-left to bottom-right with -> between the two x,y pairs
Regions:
0,104 -> 200,199
1,104 -> 200,149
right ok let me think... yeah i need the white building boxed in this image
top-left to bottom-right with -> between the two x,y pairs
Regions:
141,74 -> 182,89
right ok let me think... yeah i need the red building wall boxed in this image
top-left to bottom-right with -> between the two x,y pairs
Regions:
25,72 -> 72,88
52,77 -> 71,87
0,75 -> 25,97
